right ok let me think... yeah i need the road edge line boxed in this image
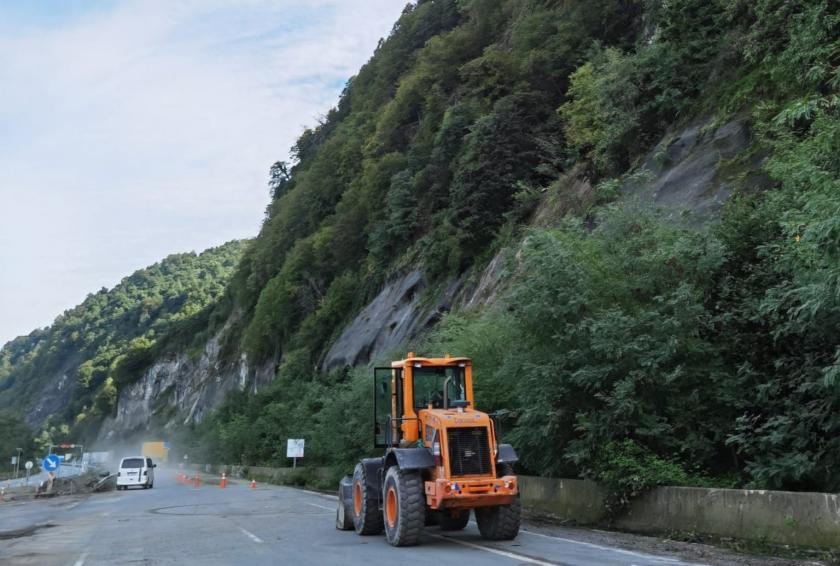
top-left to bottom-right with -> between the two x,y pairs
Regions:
430,533 -> 559,565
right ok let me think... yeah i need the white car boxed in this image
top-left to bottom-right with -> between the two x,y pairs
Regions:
116,457 -> 155,490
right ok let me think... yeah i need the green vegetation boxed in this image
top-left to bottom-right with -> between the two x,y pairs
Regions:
0,410 -> 36,472
188,0 -> 840,497
230,0 -> 645,365
4,0 -> 839,502
0,241 -> 246,440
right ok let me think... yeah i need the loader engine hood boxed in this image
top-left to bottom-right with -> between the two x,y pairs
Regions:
420,407 -> 498,479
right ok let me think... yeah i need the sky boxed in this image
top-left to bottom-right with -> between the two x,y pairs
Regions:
0,0 -> 408,346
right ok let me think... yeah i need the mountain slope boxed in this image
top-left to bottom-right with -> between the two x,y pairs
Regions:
189,0 -> 840,493
5,0 -> 840,495
0,240 -> 246,438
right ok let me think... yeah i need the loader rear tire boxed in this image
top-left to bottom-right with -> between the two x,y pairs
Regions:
438,509 -> 470,531
382,466 -> 424,547
352,463 -> 383,535
336,477 -> 355,531
475,462 -> 520,540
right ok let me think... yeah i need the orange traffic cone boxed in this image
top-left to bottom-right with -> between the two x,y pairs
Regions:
220,473 -> 227,489
250,479 -> 256,489
194,475 -> 201,488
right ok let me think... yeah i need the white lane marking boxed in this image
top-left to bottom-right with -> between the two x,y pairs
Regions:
302,489 -> 334,498
306,502 -> 334,511
520,529 -> 708,566
73,549 -> 90,566
431,534 -> 556,565
239,527 -> 263,544
304,485 -> 700,565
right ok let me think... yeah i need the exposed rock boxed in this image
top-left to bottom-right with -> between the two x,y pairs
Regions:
27,355 -> 81,427
321,270 -> 462,372
97,326 -> 274,441
455,248 -> 511,313
622,115 -> 764,225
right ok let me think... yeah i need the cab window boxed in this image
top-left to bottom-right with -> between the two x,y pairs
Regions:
413,366 -> 465,409
121,458 -> 144,468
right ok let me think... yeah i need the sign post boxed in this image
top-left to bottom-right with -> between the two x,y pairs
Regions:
24,461 -> 32,485
286,439 -> 304,469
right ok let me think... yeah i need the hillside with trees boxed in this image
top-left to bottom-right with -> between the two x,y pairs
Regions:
0,241 -> 246,444
188,0 -> 840,495
3,0 -> 839,498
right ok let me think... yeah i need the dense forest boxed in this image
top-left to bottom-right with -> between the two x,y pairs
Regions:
0,241 -> 245,450
187,0 -> 840,496
2,0 -> 838,499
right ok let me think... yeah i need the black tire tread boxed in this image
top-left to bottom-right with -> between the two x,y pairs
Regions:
475,462 -> 520,540
384,467 -> 425,546
353,463 -> 384,535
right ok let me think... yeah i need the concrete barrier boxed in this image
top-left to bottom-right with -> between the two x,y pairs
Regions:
616,486 -> 840,549
518,476 -> 840,549
518,476 -> 608,524
198,464 -> 840,549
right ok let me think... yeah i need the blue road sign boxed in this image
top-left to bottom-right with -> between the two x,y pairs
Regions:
42,454 -> 61,472
163,441 -> 170,450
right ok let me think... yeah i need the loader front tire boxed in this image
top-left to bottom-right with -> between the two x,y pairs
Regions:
382,466 -> 424,546
475,462 -> 520,540
352,463 -> 383,535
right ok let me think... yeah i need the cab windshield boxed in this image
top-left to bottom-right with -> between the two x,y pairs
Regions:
413,366 -> 466,409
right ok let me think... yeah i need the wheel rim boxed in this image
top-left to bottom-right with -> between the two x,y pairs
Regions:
353,482 -> 362,517
385,486 -> 398,528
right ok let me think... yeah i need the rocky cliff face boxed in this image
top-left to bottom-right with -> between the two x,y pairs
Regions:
321,270 -> 462,371
622,115 -> 763,224
26,355 -> 81,427
98,323 -> 275,442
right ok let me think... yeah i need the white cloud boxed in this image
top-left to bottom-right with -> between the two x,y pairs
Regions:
0,0 -> 407,345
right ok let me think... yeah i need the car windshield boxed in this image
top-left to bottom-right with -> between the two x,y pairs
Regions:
413,366 -> 466,409
121,458 -> 144,468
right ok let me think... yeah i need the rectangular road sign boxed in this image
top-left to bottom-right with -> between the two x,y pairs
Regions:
11,456 -> 17,465
286,439 -> 304,459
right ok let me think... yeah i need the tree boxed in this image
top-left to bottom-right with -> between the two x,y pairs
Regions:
0,410 -> 36,466
269,161 -> 292,199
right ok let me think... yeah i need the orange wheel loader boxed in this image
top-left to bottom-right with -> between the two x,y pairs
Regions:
336,353 -> 520,546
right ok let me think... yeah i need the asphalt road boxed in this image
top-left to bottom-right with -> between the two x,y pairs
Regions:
0,471 -> 771,566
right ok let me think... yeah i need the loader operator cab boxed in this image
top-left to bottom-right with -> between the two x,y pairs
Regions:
373,354 -> 475,448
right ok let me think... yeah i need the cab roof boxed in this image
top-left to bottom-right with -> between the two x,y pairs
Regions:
391,353 -> 472,368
